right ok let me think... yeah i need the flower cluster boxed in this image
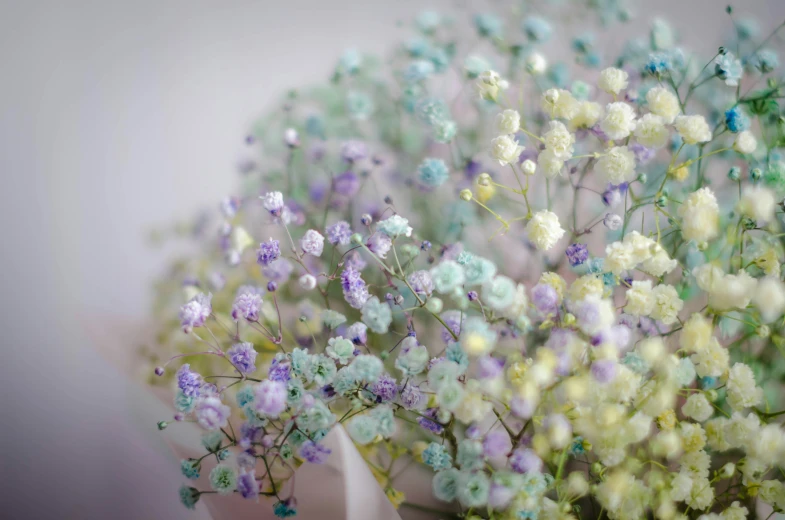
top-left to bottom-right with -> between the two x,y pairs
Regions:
148,3 -> 785,519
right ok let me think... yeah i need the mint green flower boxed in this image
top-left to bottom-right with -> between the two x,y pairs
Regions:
423,442 -> 453,470
351,354 -> 384,383
180,459 -> 200,480
179,485 -> 200,509
290,347 -> 310,377
464,256 -> 497,286
347,414 -> 378,444
433,119 -> 457,143
322,310 -> 347,329
483,275 -> 517,312
370,404 -> 396,438
437,379 -> 465,411
346,90 -> 374,120
428,360 -> 461,391
395,339 -> 429,376
326,337 -> 355,365
430,260 -> 466,293
456,440 -> 484,470
432,468 -> 460,502
286,379 -> 305,406
361,296 -> 392,334
201,431 -> 223,452
333,366 -> 359,395
297,400 -> 335,433
307,354 -> 337,387
457,471 -> 490,507
209,465 -> 237,495
377,214 -> 413,238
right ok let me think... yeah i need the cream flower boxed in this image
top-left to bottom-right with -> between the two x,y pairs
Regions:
496,109 -> 521,135
753,276 -> 785,323
733,130 -> 757,154
682,393 -> 713,422
476,70 -> 509,101
678,187 -> 719,243
537,148 -> 565,179
646,85 -> 681,123
542,120 -> 575,160
490,135 -> 525,165
625,280 -> 655,316
634,113 -> 669,149
568,100 -> 603,130
726,363 -> 763,411
680,313 -> 712,353
600,102 -> 637,140
598,67 -> 629,96
737,185 -> 776,223
674,115 -> 712,145
691,337 -> 729,378
604,241 -> 636,276
595,145 -> 636,184
568,274 -> 605,302
640,245 -> 678,277
542,88 -> 580,120
650,284 -> 683,325
526,210 -> 565,250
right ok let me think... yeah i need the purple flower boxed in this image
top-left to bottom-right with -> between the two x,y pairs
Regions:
177,364 -> 202,397
220,196 -> 240,218
371,373 -> 398,402
417,416 -> 444,434
326,221 -> 352,245
268,358 -> 292,382
347,322 -> 368,346
262,258 -> 294,281
532,284 -> 558,314
341,267 -> 370,309
510,448 -> 542,474
254,380 -> 288,418
333,171 -> 360,197
510,395 -> 536,419
228,342 -> 257,374
629,142 -> 655,165
565,243 -> 589,267
483,431 -> 509,458
179,293 -> 212,333
261,191 -> 284,216
366,233 -> 392,258
232,286 -> 263,322
476,356 -> 504,379
464,159 -> 482,179
488,482 -> 516,509
299,440 -> 332,464
256,239 -> 281,266
408,270 -> 434,295
195,396 -> 231,430
399,384 -> 423,410
440,310 -> 463,343
344,250 -> 367,271
340,140 -> 368,162
591,359 -> 618,383
237,470 -> 259,499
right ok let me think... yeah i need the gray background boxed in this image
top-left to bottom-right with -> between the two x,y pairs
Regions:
1,1 -> 784,518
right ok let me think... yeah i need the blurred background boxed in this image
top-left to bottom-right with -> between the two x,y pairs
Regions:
1,1 -> 784,518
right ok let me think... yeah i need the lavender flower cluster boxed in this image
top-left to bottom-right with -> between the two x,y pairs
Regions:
148,2 -> 785,519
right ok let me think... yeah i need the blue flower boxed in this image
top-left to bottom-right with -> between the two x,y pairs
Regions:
430,260 -> 466,293
273,499 -> 297,518
463,256 -> 497,286
752,49 -> 779,73
174,390 -> 196,413
474,13 -> 503,38
423,442 -> 453,470
404,59 -> 436,83
418,157 -> 450,188
179,486 -> 199,509
715,52 -> 743,86
522,16 -> 552,42
456,439 -> 484,470
725,106 -> 750,133
346,91 -> 374,120
347,414 -> 378,444
236,385 -> 255,408
446,342 -> 469,373
181,459 -> 200,480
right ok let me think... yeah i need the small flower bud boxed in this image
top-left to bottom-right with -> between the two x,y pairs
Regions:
656,195 -> 668,207
299,315 -> 307,322
425,297 -> 443,313
706,389 -> 718,401
267,281 -> 278,292
157,421 -> 168,430
385,293 -> 394,302
261,435 -> 274,448
360,214 -> 373,226
421,240 -> 432,251
637,173 -> 648,184
603,213 -> 623,231
477,172 -> 492,186
394,294 -> 404,305
459,189 -> 473,201
467,290 -> 479,301
525,52 -> 547,75
741,216 -> 756,230
522,159 -> 537,176
154,366 -> 165,376
380,351 -> 390,361
174,413 -> 185,421
284,128 -> 300,147
751,167 -> 762,181
299,274 -> 317,290
720,462 -> 735,478
384,195 -> 393,204
757,324 -> 770,337
728,166 -> 741,181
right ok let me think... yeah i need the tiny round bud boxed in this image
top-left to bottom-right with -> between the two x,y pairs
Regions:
360,214 -> 373,226
350,233 -> 363,245
741,216 -> 757,230
299,274 -> 317,290
545,88 -> 560,104
656,195 -> 667,207
590,462 -> 603,475
757,324 -> 770,338
706,389 -> 719,402
459,189 -> 473,201
751,167 -> 763,181
436,410 -> 451,424
262,435 -> 274,448
728,166 -> 741,181
720,462 -> 735,478
267,281 -> 278,292
384,195 -> 393,204
174,413 -> 185,422
154,366 -> 165,377
477,172 -> 492,186
283,128 -> 300,147
718,46 -> 727,55
299,315 -> 307,322
425,297 -> 443,314
157,421 -> 168,431
521,159 -> 537,176
380,351 -> 390,361
637,173 -> 648,184
245,135 -> 255,145
421,240 -> 432,251
697,241 -> 709,251
218,449 -> 230,460
385,293 -> 394,302
394,294 -> 404,305
467,290 -> 479,301
525,52 -> 547,75
603,213 -> 623,231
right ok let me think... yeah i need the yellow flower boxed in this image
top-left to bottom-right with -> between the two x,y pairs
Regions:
755,248 -> 782,277
474,176 -> 496,203
657,409 -> 677,430
385,488 -> 406,509
670,165 -> 689,182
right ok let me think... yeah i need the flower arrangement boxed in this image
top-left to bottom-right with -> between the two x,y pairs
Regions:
146,1 -> 785,519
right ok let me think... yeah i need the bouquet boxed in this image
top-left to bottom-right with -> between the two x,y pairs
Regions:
144,1 -> 785,518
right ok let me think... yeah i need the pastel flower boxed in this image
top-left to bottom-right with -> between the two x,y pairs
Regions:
377,214 -> 413,238
361,296 -> 393,334
418,157 -> 450,188
300,229 -> 325,257
490,135 -> 525,166
526,210 -> 565,251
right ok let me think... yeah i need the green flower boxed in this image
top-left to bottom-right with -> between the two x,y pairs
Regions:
370,404 -> 396,438
326,337 -> 355,365
437,379 -> 465,411
377,214 -> 413,238
322,310 -> 347,329
307,354 -> 338,387
361,296 -> 393,334
430,260 -> 466,293
209,465 -> 237,495
457,471 -> 490,507
456,440 -> 484,471
351,354 -> 384,383
483,275 -> 517,312
432,469 -> 460,502
179,485 -> 200,509
347,414 -> 378,444
464,256 -> 497,286
297,400 -> 335,433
